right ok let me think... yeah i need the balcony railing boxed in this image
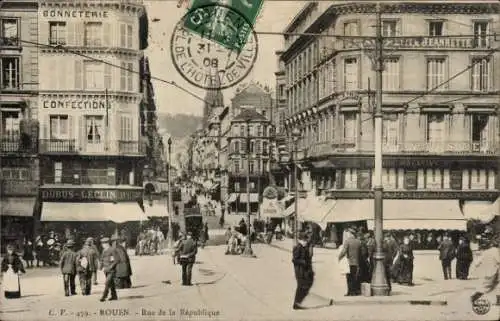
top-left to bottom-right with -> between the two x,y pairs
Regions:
307,140 -> 500,157
39,139 -> 77,154
1,136 -> 37,154
118,140 -> 145,155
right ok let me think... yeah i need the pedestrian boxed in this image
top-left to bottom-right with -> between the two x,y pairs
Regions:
1,244 -> 25,299
365,231 -> 376,279
112,236 -> 132,289
173,233 -> 185,264
59,239 -> 77,297
88,237 -> 100,285
23,239 -> 34,268
99,237 -> 119,302
358,231 -> 371,284
338,227 -> 362,296
179,232 -> 197,286
385,233 -> 399,283
397,236 -> 414,286
76,238 -> 98,295
438,234 -> 455,280
455,236 -> 473,280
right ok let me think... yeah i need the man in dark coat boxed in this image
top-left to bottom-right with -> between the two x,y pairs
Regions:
438,234 -> 455,280
100,237 -> 120,301
76,238 -> 99,295
179,232 -> 197,286
292,232 -> 315,309
455,237 -> 473,280
113,237 -> 132,289
385,233 -> 399,282
88,238 -> 100,285
59,239 -> 77,296
339,228 -> 362,296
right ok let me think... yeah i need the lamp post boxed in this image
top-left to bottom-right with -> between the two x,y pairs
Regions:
291,128 -> 301,246
242,119 -> 256,258
167,137 -> 173,249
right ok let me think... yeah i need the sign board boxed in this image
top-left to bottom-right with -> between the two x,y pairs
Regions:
327,190 -> 499,201
260,198 -> 284,218
41,188 -> 143,202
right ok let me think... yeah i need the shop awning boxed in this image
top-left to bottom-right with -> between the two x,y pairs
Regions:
283,198 -> 310,221
0,197 -> 36,217
325,199 -> 372,223
144,201 -> 169,217
367,219 -> 466,231
462,201 -> 494,221
479,198 -> 499,223
301,199 -> 337,229
240,193 -> 259,203
41,202 -> 146,223
227,193 -> 239,203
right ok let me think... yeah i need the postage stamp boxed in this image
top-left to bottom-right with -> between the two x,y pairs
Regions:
170,3 -> 258,89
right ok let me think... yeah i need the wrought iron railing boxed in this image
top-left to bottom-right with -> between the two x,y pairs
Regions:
39,139 -> 77,153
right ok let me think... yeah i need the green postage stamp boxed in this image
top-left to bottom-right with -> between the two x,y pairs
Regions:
183,0 -> 264,52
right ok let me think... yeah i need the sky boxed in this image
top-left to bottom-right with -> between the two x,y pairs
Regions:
144,0 -> 306,116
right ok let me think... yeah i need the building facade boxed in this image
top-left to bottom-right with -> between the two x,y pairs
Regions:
0,0 -> 40,249
37,0 -> 149,230
280,1 -> 500,231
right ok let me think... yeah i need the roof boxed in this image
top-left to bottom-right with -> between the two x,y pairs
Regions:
232,108 -> 268,123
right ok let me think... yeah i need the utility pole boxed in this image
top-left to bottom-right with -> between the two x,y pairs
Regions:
167,138 -> 173,249
242,119 -> 256,258
370,2 -> 390,296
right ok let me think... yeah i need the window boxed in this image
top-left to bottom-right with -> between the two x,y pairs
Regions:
471,58 -> 490,92
1,18 -> 19,46
1,110 -> 20,138
427,58 -> 446,90
471,114 -> 490,148
263,160 -> 268,172
233,159 -> 240,173
249,161 -> 255,173
262,110 -> 266,118
120,115 -> 133,141
279,84 -> 285,98
120,62 -> 134,91
1,57 -> 20,89
473,22 -> 489,48
234,182 -> 240,191
50,115 -> 69,139
233,124 -> 239,136
86,116 -> 103,144
1,168 -> 29,180
263,141 -> 268,154
84,61 -> 104,89
249,140 -> 255,153
54,162 -> 63,184
49,22 -> 66,45
383,58 -> 400,90
429,21 -> 443,36
127,25 -> 133,48
239,139 -> 245,153
256,125 -> 262,137
84,22 -> 102,46
120,23 -> 133,48
343,112 -> 357,143
343,58 -> 358,91
233,141 -> 240,153
426,113 -> 446,147
382,20 -> 398,37
344,21 -> 359,36
239,124 -> 245,137
383,114 -> 399,147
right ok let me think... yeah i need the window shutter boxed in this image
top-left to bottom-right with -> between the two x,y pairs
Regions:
104,64 -> 111,89
103,23 -> 111,47
68,115 -> 74,144
120,62 -> 126,90
42,114 -> 49,140
419,113 -> 427,142
74,60 -> 83,89
74,22 -> 83,46
68,22 -> 75,46
120,24 -> 126,47
78,115 -> 85,150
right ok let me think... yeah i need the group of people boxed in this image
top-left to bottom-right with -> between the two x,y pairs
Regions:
58,235 -> 132,301
136,227 -> 165,256
438,234 -> 474,280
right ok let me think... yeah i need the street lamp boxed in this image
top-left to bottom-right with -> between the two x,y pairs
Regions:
167,137 -> 173,249
291,127 -> 301,246
242,119 -> 256,258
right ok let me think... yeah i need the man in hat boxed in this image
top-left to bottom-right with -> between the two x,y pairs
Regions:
179,231 -> 197,286
112,236 -> 132,289
99,237 -> 120,301
76,238 -> 99,295
438,233 -> 455,280
59,239 -> 77,296
87,237 -> 100,285
339,227 -> 362,296
292,232 -> 317,309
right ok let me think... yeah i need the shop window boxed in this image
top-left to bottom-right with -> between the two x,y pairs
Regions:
1,18 -> 19,46
49,21 -> 66,45
1,57 -> 20,89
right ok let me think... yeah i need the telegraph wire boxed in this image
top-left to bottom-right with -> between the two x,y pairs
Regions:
16,38 -> 213,108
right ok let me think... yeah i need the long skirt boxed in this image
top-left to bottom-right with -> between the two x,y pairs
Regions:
114,276 -> 132,289
397,259 -> 413,285
3,269 -> 21,299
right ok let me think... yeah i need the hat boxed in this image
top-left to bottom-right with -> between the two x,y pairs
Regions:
85,237 -> 93,245
100,237 -> 110,244
6,244 -> 15,251
110,235 -> 120,242
298,232 -> 308,241
66,240 -> 75,247
186,231 -> 193,236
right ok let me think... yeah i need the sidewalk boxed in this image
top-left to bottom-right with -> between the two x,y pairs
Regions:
266,238 -> 483,306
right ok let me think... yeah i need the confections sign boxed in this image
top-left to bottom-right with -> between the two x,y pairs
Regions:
42,100 -> 110,110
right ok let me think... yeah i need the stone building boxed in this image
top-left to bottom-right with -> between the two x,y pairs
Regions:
0,0 -> 40,249
279,1 -> 500,232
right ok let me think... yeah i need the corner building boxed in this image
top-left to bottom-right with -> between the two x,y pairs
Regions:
280,1 -> 500,238
37,0 -> 149,233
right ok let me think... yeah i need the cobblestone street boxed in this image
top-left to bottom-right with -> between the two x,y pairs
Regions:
1,243 -> 498,321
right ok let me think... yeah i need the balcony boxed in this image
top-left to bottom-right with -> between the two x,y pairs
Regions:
1,136 -> 37,154
39,139 -> 77,154
118,140 -> 145,155
307,140 -> 500,157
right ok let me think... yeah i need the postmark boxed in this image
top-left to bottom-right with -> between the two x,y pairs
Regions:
472,297 -> 491,315
170,3 -> 258,90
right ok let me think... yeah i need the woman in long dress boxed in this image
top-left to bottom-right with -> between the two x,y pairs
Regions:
397,236 -> 414,286
1,244 -> 26,298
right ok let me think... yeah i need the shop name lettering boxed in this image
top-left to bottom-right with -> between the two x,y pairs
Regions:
43,101 -> 110,110
42,190 -> 142,201
42,10 -> 109,19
